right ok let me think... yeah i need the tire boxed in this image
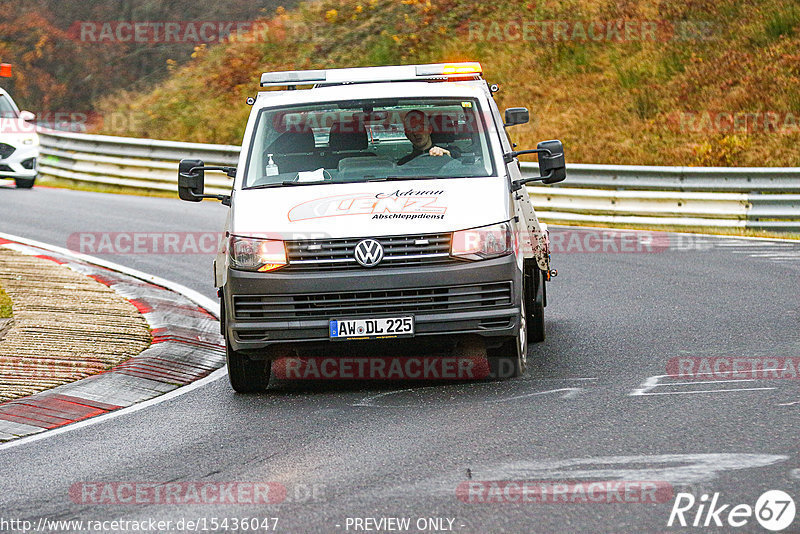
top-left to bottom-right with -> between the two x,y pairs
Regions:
219,291 -> 226,336
489,293 -> 528,379
222,295 -> 271,392
526,265 -> 546,343
226,339 -> 271,393
15,176 -> 35,189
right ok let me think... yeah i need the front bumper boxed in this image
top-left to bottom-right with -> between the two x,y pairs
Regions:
0,143 -> 38,179
224,254 -> 522,354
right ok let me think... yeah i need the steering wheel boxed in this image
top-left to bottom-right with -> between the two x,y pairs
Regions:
406,151 -> 453,166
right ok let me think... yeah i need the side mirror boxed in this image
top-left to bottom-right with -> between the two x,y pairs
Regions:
537,140 -> 566,184
178,159 -> 205,202
19,110 -> 35,122
506,139 -> 567,191
504,107 -> 529,127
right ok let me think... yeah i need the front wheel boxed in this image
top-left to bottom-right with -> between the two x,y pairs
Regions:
526,265 -> 546,343
488,295 -> 527,379
221,291 -> 270,392
226,340 -> 271,393
15,176 -> 36,189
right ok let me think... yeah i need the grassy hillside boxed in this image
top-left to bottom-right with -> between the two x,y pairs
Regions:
95,0 -> 800,166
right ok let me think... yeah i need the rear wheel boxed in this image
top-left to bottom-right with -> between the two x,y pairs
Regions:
15,176 -> 35,189
489,294 -> 527,379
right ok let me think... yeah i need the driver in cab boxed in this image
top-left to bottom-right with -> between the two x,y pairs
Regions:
398,109 -> 460,165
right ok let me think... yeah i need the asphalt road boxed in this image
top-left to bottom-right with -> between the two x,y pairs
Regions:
1,183 -> 799,533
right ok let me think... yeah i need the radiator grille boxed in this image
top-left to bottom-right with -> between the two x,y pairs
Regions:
284,233 -> 456,271
233,282 -> 513,321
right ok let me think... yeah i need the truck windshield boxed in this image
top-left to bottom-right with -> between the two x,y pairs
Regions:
243,97 -> 495,188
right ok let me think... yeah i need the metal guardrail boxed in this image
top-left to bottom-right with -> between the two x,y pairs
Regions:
522,163 -> 800,231
38,129 -> 800,231
38,129 -> 238,195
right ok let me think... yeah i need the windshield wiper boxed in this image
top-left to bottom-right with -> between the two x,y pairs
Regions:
365,176 -> 442,182
246,175 -> 460,189
245,180 -> 326,189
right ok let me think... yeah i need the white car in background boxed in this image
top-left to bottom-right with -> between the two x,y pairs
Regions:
0,87 -> 38,188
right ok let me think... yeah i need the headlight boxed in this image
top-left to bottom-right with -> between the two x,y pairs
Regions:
229,236 -> 287,272
21,136 -> 37,145
451,221 -> 513,261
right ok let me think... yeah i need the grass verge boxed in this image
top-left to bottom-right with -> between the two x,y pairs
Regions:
36,176 -> 179,198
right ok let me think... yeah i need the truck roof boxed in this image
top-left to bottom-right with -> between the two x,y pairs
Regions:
260,62 -> 484,89
254,79 -> 490,109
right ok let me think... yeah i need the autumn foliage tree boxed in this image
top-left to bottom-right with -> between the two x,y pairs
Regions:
0,0 -> 292,113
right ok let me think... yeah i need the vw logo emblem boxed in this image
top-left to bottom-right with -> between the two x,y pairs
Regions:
354,239 -> 384,267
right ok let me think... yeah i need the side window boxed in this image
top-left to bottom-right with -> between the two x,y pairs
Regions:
485,93 -> 513,154
484,93 -> 524,182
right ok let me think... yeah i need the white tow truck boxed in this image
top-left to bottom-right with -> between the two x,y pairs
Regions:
178,62 -> 566,391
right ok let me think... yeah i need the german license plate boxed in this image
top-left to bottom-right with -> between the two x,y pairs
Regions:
329,316 -> 414,340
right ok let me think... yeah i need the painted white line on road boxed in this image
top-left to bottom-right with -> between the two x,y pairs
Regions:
354,386 -> 583,408
750,252 -> 800,257
630,374 -> 775,396
667,379 -> 760,386
716,241 -> 796,248
666,367 -> 792,387
535,377 -> 598,381
669,368 -> 791,380
0,367 -> 227,452
0,232 -> 228,452
636,387 -> 775,396
353,388 -> 414,407
558,388 -> 583,399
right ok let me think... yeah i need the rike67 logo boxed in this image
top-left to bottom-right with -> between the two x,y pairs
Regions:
668,490 -> 796,531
